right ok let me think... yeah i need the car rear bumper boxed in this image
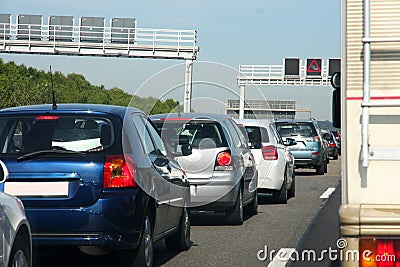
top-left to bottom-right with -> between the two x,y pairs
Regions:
292,155 -> 323,168
187,171 -> 239,212
26,189 -> 143,249
257,160 -> 284,190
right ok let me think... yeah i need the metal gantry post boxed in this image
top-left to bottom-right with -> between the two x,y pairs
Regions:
183,60 -> 193,113
239,85 -> 245,119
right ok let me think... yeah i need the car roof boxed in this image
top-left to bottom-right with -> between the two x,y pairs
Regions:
274,119 -> 316,123
150,112 -> 230,122
234,119 -> 274,128
0,104 -> 143,118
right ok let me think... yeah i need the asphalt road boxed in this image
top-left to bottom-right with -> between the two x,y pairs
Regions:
32,157 -> 342,267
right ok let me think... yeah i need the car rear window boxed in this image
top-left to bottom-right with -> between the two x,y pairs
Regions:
0,115 -> 114,154
275,122 -> 317,138
244,126 -> 269,149
153,120 -> 228,150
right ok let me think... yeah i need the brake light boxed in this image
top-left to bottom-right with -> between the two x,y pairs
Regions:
312,151 -> 320,156
360,237 -> 400,267
36,115 -> 60,120
217,151 -> 231,166
215,151 -> 233,170
262,145 -> 278,160
314,136 -> 319,142
329,142 -> 336,147
104,155 -> 137,188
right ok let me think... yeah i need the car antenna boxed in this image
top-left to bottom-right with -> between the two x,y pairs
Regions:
50,65 -> 57,110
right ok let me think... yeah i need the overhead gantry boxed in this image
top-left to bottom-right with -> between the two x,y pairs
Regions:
0,14 -> 199,112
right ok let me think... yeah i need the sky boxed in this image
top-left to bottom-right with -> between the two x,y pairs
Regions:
1,0 -> 340,120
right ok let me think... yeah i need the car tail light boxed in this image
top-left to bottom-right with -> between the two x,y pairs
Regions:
262,145 -> 278,160
329,142 -> 336,147
36,115 -> 60,120
313,136 -> 319,142
312,151 -> 320,156
215,151 -> 233,171
360,237 -> 400,267
104,155 -> 137,188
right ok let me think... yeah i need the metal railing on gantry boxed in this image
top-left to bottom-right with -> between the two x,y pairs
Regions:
0,15 -> 198,60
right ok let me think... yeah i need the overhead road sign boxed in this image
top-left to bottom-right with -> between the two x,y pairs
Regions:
111,18 -> 136,44
284,58 -> 300,77
17,14 -> 42,41
80,17 -> 105,43
0,14 -> 11,40
328,58 -> 341,76
306,58 -> 322,76
49,16 -> 74,42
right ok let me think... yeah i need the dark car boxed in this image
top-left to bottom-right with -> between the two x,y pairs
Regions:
331,129 -> 341,155
322,130 -> 339,160
275,119 -> 328,175
151,113 -> 258,225
0,104 -> 191,266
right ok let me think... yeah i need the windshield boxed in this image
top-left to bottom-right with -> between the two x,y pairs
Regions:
0,115 -> 114,154
275,122 -> 317,138
244,126 -> 269,149
153,120 -> 228,151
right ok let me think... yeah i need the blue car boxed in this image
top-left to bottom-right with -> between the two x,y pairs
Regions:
0,104 -> 191,266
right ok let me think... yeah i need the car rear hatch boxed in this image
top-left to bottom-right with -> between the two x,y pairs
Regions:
153,118 -> 230,180
0,112 -> 119,208
275,121 -> 320,159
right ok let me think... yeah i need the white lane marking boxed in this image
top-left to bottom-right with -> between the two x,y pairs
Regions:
319,187 -> 336,199
268,248 -> 296,267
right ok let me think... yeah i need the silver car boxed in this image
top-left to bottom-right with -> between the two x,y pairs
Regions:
151,113 -> 258,225
0,161 -> 32,267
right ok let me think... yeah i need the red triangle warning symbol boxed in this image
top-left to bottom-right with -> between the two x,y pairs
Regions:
307,59 -> 321,73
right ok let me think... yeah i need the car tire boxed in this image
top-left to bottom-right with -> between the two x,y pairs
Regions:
273,172 -> 288,204
132,213 -> 154,267
165,207 -> 191,252
225,186 -> 243,225
288,174 -> 295,198
8,235 -> 30,267
333,152 -> 338,160
245,189 -> 258,216
316,162 -> 325,175
324,160 -> 328,173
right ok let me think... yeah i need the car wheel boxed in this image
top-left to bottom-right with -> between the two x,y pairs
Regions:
245,189 -> 258,216
225,186 -> 243,225
333,152 -> 338,160
324,160 -> 328,173
132,214 -> 154,267
288,174 -> 295,198
165,207 -> 191,251
316,162 -> 325,175
8,235 -> 29,267
273,170 -> 288,204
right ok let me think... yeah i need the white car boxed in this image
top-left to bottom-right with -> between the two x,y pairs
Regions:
235,119 -> 295,204
0,161 -> 31,267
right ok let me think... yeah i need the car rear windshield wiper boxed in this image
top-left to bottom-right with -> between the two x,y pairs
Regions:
17,149 -> 84,162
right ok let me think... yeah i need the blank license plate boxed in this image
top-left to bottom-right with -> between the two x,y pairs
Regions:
4,182 -> 69,197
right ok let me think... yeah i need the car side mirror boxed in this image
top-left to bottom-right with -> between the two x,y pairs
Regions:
181,144 -> 192,156
285,138 -> 297,146
154,156 -> 169,167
